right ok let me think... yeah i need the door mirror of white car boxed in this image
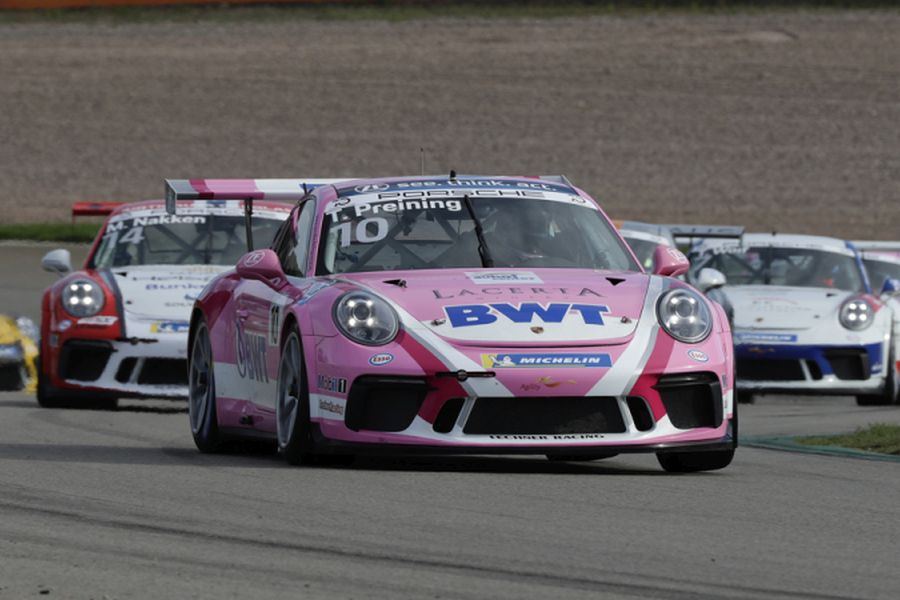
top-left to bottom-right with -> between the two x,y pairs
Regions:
880,277 -> 900,296
695,267 -> 727,293
42,249 -> 72,276
651,245 -> 690,277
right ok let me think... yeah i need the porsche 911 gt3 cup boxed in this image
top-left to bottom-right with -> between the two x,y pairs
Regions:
177,175 -> 737,472
37,194 -> 336,408
690,233 -> 896,405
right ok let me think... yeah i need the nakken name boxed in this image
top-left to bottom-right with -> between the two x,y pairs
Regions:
445,302 -> 609,327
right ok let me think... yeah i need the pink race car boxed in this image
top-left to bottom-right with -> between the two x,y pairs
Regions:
174,175 -> 736,472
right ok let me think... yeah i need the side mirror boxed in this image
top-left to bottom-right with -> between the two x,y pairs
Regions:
652,245 -> 689,277
880,277 -> 900,296
695,267 -> 727,293
236,249 -> 286,288
42,249 -> 72,276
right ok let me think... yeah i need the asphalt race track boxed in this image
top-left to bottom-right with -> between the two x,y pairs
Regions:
1,243 -> 899,599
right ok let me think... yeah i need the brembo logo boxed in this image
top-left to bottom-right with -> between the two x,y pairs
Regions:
444,303 -> 610,328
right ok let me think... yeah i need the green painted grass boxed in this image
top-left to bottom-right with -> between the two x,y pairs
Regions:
797,423 -> 900,456
1,1 -> 898,25
0,223 -> 99,243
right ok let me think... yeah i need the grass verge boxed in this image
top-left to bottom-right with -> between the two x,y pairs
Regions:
0,223 -> 99,243
1,1 -> 899,25
797,423 -> 900,456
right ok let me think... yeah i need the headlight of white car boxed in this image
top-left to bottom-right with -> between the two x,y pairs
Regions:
61,279 -> 105,318
333,291 -> 399,346
839,298 -> 873,331
656,288 -> 712,343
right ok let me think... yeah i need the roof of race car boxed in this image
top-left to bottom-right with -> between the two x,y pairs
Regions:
108,199 -> 292,222
694,232 -> 855,256
862,251 -> 900,265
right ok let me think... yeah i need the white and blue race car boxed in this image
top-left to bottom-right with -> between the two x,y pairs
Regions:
689,233 -> 898,406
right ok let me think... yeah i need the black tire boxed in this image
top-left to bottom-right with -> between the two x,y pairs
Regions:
188,319 -> 223,452
277,326 -> 316,466
546,453 -> 618,462
856,350 -> 896,406
657,448 -> 735,473
736,390 -> 755,404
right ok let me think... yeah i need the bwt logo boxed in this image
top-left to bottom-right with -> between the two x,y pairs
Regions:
444,303 -> 610,328
235,321 -> 269,382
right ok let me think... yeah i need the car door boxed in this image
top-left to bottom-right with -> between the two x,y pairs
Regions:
233,199 -> 317,417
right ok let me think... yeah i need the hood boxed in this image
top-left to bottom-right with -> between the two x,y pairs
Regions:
722,285 -> 853,331
340,269 -> 650,347
109,265 -> 230,321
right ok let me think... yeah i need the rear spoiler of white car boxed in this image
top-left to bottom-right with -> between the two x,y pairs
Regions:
164,178 -> 350,251
666,224 -> 745,240
851,240 -> 900,253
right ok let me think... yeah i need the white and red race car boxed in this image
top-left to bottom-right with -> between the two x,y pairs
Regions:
36,195 -> 338,409
177,175 -> 737,472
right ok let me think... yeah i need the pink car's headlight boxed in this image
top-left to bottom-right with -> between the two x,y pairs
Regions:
332,291 -> 399,346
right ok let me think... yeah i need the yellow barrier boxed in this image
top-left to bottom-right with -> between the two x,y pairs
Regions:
0,0 -> 342,9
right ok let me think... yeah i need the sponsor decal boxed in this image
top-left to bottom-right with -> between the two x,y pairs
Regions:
735,332 -> 798,343
687,349 -> 709,363
445,303 -> 610,328
432,287 -> 602,299
465,271 -> 542,285
243,251 -> 266,268
317,374 -> 348,394
353,183 -> 390,193
268,304 -> 281,346
0,345 -> 23,361
145,282 -> 206,291
520,376 -> 577,391
481,353 -> 612,369
319,398 -> 346,416
104,215 -> 206,233
341,179 -> 573,195
77,315 -> 118,327
295,280 -> 338,306
368,353 -> 394,366
235,321 -> 268,382
150,320 -> 189,334
58,320 -> 72,332
488,434 -> 605,440
667,247 -> 689,264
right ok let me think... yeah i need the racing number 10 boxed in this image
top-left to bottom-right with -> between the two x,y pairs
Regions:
332,218 -> 389,248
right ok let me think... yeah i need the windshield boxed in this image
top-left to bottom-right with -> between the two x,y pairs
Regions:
92,214 -> 284,268
317,196 -> 639,274
863,258 -> 900,290
698,245 -> 865,292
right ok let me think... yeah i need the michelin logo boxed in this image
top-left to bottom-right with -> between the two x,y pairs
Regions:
481,353 -> 612,369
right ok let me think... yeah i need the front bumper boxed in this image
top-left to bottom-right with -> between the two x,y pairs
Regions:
53,335 -> 188,398
735,342 -> 885,395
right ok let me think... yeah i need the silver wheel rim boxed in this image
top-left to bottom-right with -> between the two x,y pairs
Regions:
277,334 -> 301,449
188,325 -> 212,434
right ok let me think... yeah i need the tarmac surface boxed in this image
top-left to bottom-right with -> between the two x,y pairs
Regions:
2,243 -> 900,599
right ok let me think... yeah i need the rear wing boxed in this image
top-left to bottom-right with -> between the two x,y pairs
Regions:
851,240 -> 900,253
666,224 -> 745,241
71,201 -> 124,222
164,178 -> 350,251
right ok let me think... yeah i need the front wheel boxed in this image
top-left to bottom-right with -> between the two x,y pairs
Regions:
277,327 -> 316,466
188,319 -> 223,452
657,449 -> 735,473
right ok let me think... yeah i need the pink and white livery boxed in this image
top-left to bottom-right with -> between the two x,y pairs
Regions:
176,175 -> 736,472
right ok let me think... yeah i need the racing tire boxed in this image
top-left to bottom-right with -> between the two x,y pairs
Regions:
546,453 -> 618,462
856,350 -> 897,406
277,326 -> 317,466
736,390 -> 755,405
188,319 -> 223,453
656,448 -> 735,473
35,355 -> 117,410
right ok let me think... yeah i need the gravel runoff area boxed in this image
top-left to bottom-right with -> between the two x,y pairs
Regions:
0,10 -> 898,238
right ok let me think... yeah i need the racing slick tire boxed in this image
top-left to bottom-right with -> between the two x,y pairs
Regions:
277,326 -> 317,466
188,319 -> 224,452
36,355 -> 117,410
656,448 -> 735,473
856,350 -> 897,406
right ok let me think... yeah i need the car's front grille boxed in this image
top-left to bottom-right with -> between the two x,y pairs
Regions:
59,340 -> 112,382
463,396 -> 625,435
345,376 -> 428,432
737,358 -> 805,381
824,349 -> 869,380
654,372 -> 722,429
115,357 -> 186,386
